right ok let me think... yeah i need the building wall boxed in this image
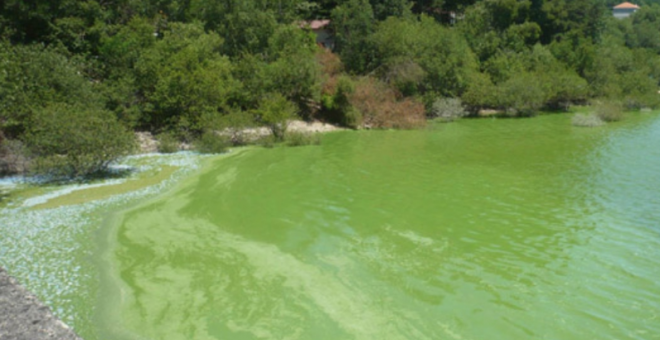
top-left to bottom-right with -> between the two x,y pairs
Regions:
613,8 -> 638,19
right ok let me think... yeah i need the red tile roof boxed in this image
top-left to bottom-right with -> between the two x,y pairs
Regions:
614,2 -> 640,9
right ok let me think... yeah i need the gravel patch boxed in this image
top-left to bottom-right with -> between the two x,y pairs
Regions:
0,267 -> 82,340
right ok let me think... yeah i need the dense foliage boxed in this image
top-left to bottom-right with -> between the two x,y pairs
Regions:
1,0 -> 660,176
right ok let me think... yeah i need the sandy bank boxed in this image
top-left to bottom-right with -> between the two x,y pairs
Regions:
136,120 -> 343,153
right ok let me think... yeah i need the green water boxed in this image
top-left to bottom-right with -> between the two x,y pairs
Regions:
89,115 -> 660,339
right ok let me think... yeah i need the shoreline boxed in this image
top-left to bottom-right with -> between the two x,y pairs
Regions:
0,267 -> 83,340
136,119 -> 344,153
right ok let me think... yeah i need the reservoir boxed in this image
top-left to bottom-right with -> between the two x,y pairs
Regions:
2,113 -> 660,339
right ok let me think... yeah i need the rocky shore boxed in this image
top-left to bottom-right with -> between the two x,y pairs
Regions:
0,267 -> 82,340
136,119 -> 343,153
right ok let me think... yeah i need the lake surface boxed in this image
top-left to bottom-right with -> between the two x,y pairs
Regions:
3,114 -> 660,340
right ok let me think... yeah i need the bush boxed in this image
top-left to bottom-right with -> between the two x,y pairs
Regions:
595,101 -> 624,122
572,113 -> 605,127
285,132 -> 322,147
461,73 -> 499,113
343,107 -> 363,129
0,139 -> 28,175
201,109 -> 255,146
195,131 -> 229,154
24,103 -> 135,178
431,98 -> 468,122
0,43 -> 99,137
381,59 -> 426,96
255,134 -> 276,148
543,70 -> 589,110
255,93 -> 297,140
349,77 -> 426,129
622,93 -> 660,110
156,133 -> 179,153
498,74 -> 546,116
321,76 -> 361,128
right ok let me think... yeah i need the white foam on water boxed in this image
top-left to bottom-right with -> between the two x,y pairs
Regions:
0,152 -> 209,333
0,176 -> 22,189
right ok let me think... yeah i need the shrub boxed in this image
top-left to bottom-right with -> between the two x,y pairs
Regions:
0,43 -> 100,137
431,98 -> 468,122
195,131 -> 229,154
498,74 -> 546,116
255,134 -> 276,148
322,76 -> 362,128
156,133 -> 179,153
595,101 -> 624,122
202,109 -> 255,146
285,132 -> 321,147
461,73 -> 499,113
255,93 -> 297,140
543,70 -> 589,111
623,93 -> 660,110
382,59 -> 426,96
572,113 -> 605,127
316,49 -> 344,77
349,77 -> 426,129
0,139 -> 28,175
343,107 -> 363,129
24,103 -> 135,178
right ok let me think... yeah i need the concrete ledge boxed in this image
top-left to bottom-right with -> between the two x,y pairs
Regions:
0,267 -> 82,340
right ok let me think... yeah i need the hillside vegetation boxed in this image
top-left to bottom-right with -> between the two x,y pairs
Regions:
1,0 -> 660,177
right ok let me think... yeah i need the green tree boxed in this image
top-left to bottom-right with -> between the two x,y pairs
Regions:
255,93 -> 298,140
265,24 -> 322,116
371,16 -> 479,97
370,0 -> 413,20
0,42 -> 99,137
331,0 -> 376,73
498,72 -> 546,116
134,22 -> 239,133
24,103 -> 135,178
538,0 -> 605,43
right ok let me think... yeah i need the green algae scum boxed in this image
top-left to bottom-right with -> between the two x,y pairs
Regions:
2,114 -> 660,339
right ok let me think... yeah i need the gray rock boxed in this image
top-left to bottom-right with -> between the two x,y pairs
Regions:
0,267 -> 82,340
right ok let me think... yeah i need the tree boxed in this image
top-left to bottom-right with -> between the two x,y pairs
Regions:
370,0 -> 413,20
133,22 -> 240,134
498,73 -> 546,116
371,16 -> 479,97
24,103 -> 135,178
538,0 -> 605,43
0,42 -> 99,137
265,24 -> 322,116
255,93 -> 298,140
331,0 -> 376,73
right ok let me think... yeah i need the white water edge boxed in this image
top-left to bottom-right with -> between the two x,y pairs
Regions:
0,151 -> 209,331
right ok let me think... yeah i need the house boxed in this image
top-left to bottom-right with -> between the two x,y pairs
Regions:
299,20 -> 334,50
613,2 -> 640,19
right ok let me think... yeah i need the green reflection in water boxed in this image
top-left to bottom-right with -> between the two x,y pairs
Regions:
101,114 -> 660,340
